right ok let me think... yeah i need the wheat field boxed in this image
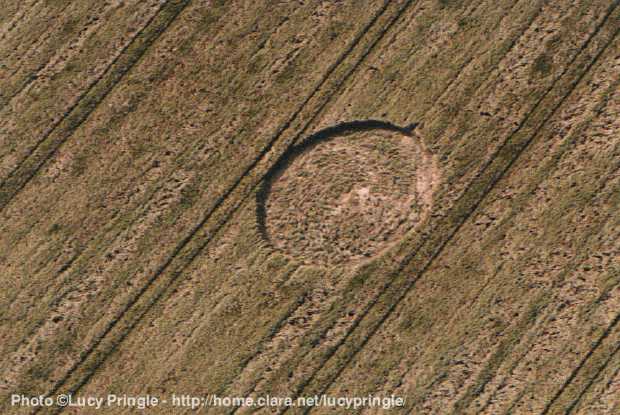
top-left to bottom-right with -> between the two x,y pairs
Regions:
0,1 -> 618,414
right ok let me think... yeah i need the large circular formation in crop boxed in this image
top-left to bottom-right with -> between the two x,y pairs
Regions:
258,121 -> 438,266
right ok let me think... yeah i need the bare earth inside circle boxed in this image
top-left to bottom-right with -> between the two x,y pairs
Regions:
263,128 -> 438,265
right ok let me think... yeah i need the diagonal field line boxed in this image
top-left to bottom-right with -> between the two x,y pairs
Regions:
286,4 -> 620,413
0,0 -> 189,213
563,270 -> 620,414
31,1 -> 415,413
566,339 -> 620,414
0,0 -> 103,113
544,311 -> 620,414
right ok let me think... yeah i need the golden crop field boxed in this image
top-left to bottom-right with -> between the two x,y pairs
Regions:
0,0 -> 618,414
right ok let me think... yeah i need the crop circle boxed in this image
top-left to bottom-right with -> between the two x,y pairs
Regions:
257,121 -> 438,266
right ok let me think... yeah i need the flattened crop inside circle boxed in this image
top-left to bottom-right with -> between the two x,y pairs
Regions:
257,122 -> 438,266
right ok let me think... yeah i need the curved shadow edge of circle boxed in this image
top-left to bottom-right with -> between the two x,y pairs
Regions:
256,119 -> 420,251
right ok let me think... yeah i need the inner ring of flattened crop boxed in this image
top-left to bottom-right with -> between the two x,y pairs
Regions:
258,121 -> 438,266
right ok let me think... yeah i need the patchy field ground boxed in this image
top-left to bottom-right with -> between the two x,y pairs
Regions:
0,0 -> 618,414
